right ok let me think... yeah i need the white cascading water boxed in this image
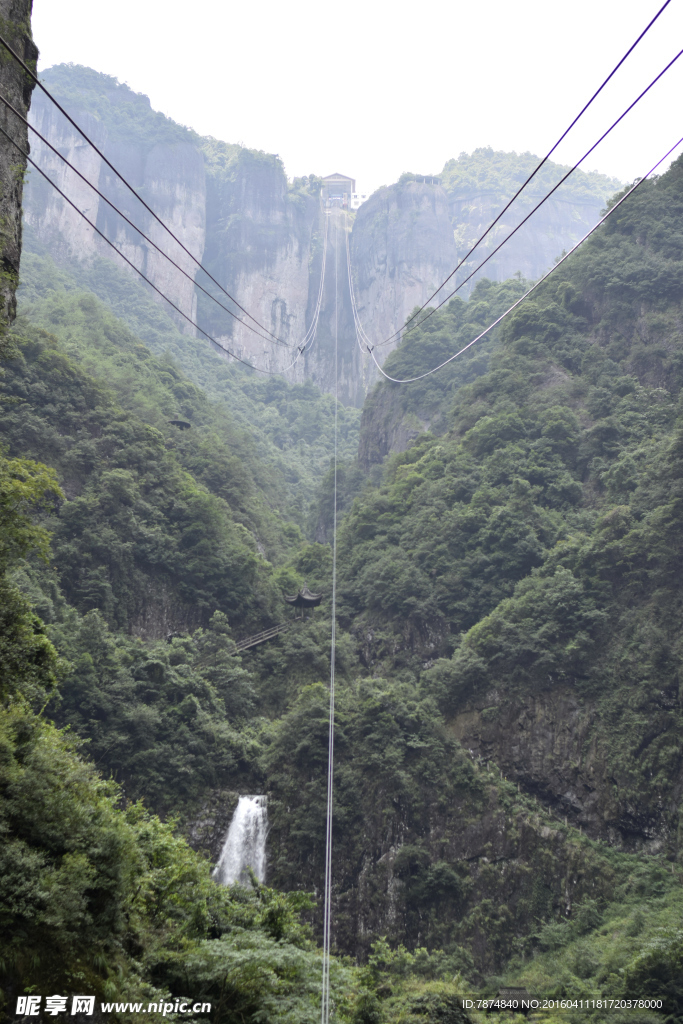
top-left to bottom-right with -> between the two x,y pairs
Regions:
213,795 -> 268,885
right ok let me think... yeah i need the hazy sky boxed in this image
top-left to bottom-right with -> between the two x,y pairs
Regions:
32,0 -> 683,197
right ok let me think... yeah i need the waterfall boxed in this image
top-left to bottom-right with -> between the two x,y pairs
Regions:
213,795 -> 268,885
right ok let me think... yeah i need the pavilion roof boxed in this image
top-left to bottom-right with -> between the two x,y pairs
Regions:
285,586 -> 323,608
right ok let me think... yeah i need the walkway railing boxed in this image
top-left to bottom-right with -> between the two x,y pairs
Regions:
235,623 -> 289,652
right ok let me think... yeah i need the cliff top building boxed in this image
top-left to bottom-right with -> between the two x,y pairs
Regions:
322,172 -> 355,208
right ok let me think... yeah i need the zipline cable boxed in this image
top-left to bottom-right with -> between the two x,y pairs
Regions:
3,2 -> 670,352
369,45 -> 683,348
321,212 -> 339,1024
0,32 -> 286,345
0,92 -> 288,346
374,0 -> 674,346
0,120 -> 319,377
368,133 -> 683,384
345,210 -> 371,356
304,208 -> 330,356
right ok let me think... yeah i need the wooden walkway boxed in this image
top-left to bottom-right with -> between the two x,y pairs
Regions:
235,623 -> 289,652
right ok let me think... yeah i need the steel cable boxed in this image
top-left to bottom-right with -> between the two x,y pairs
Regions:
368,135 -> 683,384
320,213 -> 338,1024
0,120 -> 322,376
0,31 -> 288,344
373,0 -> 674,347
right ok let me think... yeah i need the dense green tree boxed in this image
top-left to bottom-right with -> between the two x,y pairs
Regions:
0,449 -> 62,702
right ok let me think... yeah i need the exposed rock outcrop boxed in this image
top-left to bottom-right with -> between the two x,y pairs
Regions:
449,683 -> 682,853
23,73 -> 623,410
25,76 -> 206,331
0,0 -> 38,327
442,148 -> 622,288
357,380 -> 428,470
349,179 -> 457,359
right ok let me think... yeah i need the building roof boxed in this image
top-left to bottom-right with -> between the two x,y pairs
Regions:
322,172 -> 356,192
285,586 -> 323,608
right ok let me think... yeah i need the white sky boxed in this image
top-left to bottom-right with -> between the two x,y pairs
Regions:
31,0 -> 683,197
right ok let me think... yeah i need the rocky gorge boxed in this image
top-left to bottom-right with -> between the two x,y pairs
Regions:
24,64 -> 621,406
3,29 -> 683,1022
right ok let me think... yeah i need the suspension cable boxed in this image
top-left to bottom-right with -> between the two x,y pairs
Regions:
321,212 -> 338,1024
368,134 -> 683,385
304,209 -> 329,355
0,32 -> 287,345
3,92 -> 286,346
364,46 -> 683,351
2,120 -> 320,377
345,210 -> 371,357
385,44 -> 683,341
373,0 -> 674,347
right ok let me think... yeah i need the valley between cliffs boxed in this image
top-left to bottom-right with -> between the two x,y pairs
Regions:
3,29 -> 683,1024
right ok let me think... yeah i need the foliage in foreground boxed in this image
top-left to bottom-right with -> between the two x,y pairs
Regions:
4,121 -> 683,1024
0,445 -> 361,1023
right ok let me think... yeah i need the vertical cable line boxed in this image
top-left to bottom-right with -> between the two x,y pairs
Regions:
321,211 -> 338,1024
303,208 -> 330,356
345,211 -> 372,356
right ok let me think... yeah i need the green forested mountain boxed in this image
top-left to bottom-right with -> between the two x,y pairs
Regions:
441,148 -> 621,205
439,148 -> 622,288
18,237 -> 361,521
344,157 -> 683,853
5,37 -> 683,1024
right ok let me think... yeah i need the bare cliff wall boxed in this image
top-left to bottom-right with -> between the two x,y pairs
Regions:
442,148 -> 623,288
24,72 -> 206,332
0,0 -> 37,327
197,158 -> 366,404
23,72 -> 622,409
349,179 -> 457,349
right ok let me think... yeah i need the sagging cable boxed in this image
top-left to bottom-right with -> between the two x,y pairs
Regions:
369,134 -> 683,385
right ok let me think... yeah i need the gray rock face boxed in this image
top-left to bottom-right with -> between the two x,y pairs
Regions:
349,179 -> 458,360
442,148 -> 623,289
448,689 -> 673,851
0,0 -> 38,326
199,152 -> 342,393
357,380 -> 429,470
25,85 -> 206,333
23,73 -> 622,409
24,69 -> 365,394
448,190 -> 608,288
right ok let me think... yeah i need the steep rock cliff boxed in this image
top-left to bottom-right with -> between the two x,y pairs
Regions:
349,179 -> 457,361
198,159 -> 365,405
357,379 -> 429,469
442,148 -> 622,288
25,67 -> 206,331
0,0 -> 37,327
22,67 -> 372,400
